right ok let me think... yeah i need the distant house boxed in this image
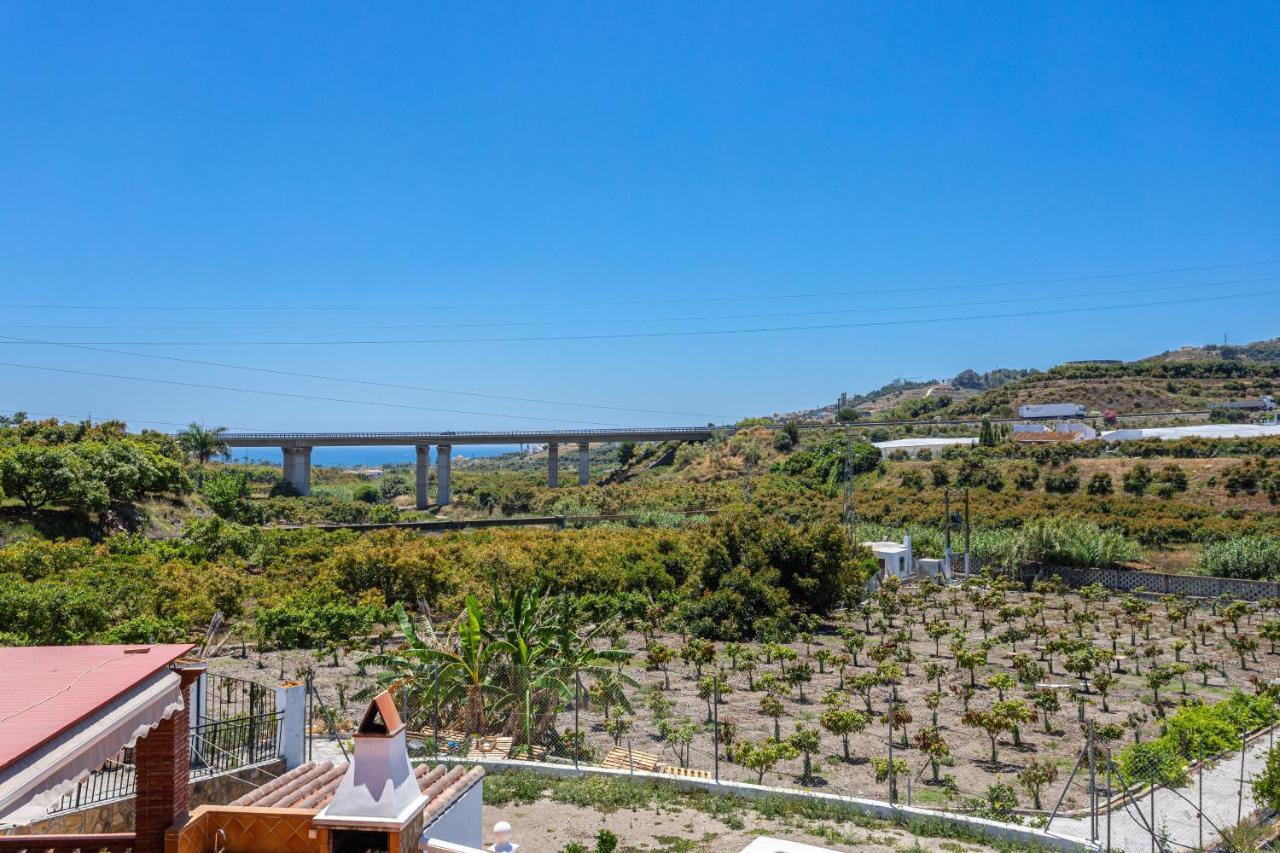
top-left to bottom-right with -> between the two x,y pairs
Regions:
1056,421 -> 1098,440
1012,421 -> 1095,440
1011,430 -> 1081,444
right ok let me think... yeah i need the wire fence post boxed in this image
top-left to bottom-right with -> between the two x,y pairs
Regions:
1046,740 -> 1086,831
886,695 -> 895,807
432,662 -> 441,760
1198,752 -> 1204,853
1239,727 -> 1247,825
1106,747 -> 1112,853
305,673 -> 314,763
712,675 -> 720,783
1088,721 -> 1096,844
1149,764 -> 1156,853
248,676 -> 261,763
573,667 -> 580,770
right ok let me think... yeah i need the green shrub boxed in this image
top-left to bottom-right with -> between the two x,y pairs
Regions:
1197,537 -> 1280,580
1043,465 -> 1080,494
1116,691 -> 1278,786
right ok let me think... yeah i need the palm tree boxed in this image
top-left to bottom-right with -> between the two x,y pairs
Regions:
363,597 -> 499,733
177,422 -> 229,485
489,586 -> 634,756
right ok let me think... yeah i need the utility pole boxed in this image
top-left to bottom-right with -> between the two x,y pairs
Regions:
943,488 -> 953,576
886,695 -> 896,806
963,488 -> 972,575
843,430 -> 857,547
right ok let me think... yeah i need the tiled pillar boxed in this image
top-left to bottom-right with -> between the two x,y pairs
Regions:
135,666 -> 203,853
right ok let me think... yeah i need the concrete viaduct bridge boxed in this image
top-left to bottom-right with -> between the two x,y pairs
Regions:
218,427 -> 716,508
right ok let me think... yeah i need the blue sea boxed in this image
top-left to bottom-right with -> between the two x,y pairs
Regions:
231,444 -> 519,468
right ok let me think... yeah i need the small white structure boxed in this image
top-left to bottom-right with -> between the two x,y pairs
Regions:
917,557 -> 950,580
1101,424 -> 1280,442
861,535 -> 913,588
872,437 -> 977,458
1012,423 -> 1049,434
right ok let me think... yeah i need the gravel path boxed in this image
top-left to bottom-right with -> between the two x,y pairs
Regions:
1053,731 -> 1275,852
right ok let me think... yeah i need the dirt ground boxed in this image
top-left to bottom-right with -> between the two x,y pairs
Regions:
205,583 -> 1280,813
484,797 -> 1000,853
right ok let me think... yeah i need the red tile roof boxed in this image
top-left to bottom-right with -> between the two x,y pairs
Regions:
230,761 -> 483,814
0,644 -> 194,770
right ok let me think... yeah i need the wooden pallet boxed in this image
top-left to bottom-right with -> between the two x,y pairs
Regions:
659,765 -> 712,780
601,746 -> 662,772
509,744 -> 548,761
462,736 -> 514,759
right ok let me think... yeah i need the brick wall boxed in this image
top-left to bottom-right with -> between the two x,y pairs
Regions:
134,669 -> 201,853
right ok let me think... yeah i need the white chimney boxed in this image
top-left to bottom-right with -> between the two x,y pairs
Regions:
315,692 -> 427,831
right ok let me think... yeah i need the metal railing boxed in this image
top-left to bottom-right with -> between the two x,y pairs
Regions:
45,756 -> 136,814
190,713 -> 281,779
219,427 -> 719,441
198,673 -> 277,723
45,712 -> 281,815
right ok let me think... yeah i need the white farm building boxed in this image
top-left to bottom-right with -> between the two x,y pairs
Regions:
1101,424 -> 1280,443
872,437 -> 978,458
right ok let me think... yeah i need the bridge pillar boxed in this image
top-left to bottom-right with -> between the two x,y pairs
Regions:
281,446 -> 312,496
578,442 -> 590,486
415,445 -> 430,510
437,444 -> 452,506
548,442 -> 559,488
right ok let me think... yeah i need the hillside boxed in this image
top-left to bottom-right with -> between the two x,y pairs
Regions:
790,337 -> 1279,423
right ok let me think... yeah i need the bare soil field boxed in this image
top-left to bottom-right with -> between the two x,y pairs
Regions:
484,794 -> 1004,853
207,579 -> 1280,815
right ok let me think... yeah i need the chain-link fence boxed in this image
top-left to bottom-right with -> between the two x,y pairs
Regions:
334,661 -> 1272,850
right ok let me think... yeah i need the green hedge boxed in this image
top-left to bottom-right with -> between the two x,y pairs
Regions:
1116,691 -> 1279,786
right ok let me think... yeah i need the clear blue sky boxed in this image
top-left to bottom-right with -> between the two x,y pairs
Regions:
1,2 -> 1278,433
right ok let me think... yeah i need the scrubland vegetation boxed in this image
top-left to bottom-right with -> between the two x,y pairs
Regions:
5,345 -> 1280,827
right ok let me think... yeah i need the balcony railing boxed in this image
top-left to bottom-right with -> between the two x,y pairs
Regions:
45,712 -> 280,815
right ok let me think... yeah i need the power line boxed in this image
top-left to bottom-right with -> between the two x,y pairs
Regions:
3,287 -> 1274,347
0,362 -> 638,427
1,257 -> 1277,311
0,408 -> 270,432
0,335 -> 732,420
0,281 -> 1269,427
2,273 -> 1275,336
2,288 -> 1275,422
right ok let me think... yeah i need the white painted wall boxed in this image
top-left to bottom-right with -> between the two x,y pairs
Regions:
422,781 -> 484,850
